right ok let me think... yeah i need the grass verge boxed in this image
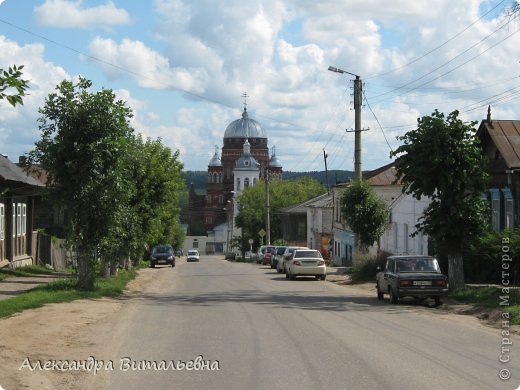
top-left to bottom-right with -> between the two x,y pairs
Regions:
449,286 -> 520,325
0,267 -> 138,319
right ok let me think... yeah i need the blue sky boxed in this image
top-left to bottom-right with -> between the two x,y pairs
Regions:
1,0 -> 519,172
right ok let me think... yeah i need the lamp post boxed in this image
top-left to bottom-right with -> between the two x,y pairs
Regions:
328,66 -> 363,180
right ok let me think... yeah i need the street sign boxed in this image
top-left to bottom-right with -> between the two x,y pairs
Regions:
248,239 -> 253,244
258,229 -> 266,237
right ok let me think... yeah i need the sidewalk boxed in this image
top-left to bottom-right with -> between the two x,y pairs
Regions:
0,273 -> 72,301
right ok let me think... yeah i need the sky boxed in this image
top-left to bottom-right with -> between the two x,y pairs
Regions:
0,0 -> 519,173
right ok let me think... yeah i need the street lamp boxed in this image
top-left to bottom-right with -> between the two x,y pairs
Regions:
328,65 -> 363,180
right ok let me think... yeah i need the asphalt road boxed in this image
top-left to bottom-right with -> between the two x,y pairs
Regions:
109,255 -> 519,390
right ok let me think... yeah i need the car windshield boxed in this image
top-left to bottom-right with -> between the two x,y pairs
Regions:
152,246 -> 173,254
188,250 -> 198,256
395,258 -> 440,272
294,250 -> 322,258
276,247 -> 286,255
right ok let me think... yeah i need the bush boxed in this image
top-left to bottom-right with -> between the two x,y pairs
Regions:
351,252 -> 389,282
463,229 -> 520,285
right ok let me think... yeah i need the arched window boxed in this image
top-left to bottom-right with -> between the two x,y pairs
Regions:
244,178 -> 250,188
237,178 -> 241,191
208,173 -> 212,183
219,172 -> 223,183
213,172 -> 218,183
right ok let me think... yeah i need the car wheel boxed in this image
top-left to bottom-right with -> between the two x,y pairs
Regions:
150,261 -> 155,268
434,297 -> 442,306
277,268 -> 282,274
321,275 -> 327,281
289,272 -> 296,280
172,262 -> 175,267
389,287 -> 398,304
285,271 -> 290,279
315,275 -> 320,280
376,283 -> 384,300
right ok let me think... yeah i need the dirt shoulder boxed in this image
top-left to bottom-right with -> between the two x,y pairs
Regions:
0,268 -> 158,390
326,274 -> 520,336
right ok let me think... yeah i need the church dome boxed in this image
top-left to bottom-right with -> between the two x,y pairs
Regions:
208,147 -> 222,167
224,108 -> 266,139
269,154 -> 282,168
235,139 -> 259,170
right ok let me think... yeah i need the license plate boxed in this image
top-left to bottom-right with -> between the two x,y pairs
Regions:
413,281 -> 432,286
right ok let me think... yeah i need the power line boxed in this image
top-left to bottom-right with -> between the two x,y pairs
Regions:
366,0 -> 507,80
363,90 -> 393,153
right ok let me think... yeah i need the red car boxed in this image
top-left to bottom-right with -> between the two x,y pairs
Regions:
261,246 -> 276,265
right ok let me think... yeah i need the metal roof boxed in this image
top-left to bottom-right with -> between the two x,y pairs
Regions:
477,119 -> 520,169
223,108 -> 266,139
0,155 -> 44,187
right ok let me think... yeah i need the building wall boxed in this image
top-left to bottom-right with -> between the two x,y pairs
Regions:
379,193 -> 430,256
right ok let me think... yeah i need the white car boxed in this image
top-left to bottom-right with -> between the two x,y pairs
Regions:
277,246 -> 309,273
285,249 -> 326,280
187,249 -> 200,262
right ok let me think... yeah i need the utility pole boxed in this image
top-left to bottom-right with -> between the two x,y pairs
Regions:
265,166 -> 271,245
328,66 -> 363,180
323,148 -> 330,194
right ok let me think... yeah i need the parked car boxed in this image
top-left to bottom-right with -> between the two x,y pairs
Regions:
285,249 -> 326,280
277,246 -> 309,273
225,252 -> 237,260
186,249 -> 200,262
258,245 -> 275,265
376,255 -> 448,305
150,245 -> 175,268
272,246 -> 287,270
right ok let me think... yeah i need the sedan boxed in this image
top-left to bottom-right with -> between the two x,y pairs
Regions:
376,255 -> 448,305
150,245 -> 175,268
285,249 -> 327,280
187,249 -> 200,262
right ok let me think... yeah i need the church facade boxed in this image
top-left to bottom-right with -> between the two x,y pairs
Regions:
188,106 -> 282,237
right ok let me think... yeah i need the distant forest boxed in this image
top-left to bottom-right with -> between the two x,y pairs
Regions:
184,170 -> 354,192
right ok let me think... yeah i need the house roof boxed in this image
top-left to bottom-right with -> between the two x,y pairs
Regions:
364,162 -> 401,186
280,193 -> 330,214
477,119 -> 520,169
0,155 -> 44,187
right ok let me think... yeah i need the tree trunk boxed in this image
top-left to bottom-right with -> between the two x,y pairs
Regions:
448,252 -> 465,290
77,252 -> 95,290
109,258 -> 117,276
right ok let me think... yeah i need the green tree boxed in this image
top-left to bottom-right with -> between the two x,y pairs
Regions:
390,110 -> 489,290
29,77 -> 135,290
0,65 -> 29,106
340,180 -> 389,252
235,176 -> 325,245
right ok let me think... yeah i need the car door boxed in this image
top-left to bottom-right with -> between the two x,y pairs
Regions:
381,259 -> 394,293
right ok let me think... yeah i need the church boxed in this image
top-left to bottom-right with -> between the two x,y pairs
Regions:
187,103 -> 282,249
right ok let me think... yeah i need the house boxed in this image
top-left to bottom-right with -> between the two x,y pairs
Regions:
305,193 -> 334,256
477,108 -> 520,231
0,155 -> 44,268
280,196 -> 324,246
329,163 -> 430,266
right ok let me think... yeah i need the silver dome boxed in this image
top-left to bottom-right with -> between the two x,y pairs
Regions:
224,108 -> 266,139
208,146 -> 223,167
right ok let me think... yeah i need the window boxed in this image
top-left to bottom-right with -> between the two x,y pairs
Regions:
193,239 -> 199,249
0,203 -> 4,240
219,195 -> 223,204
403,224 -> 409,253
393,222 -> 398,251
236,178 -> 241,191
490,189 -> 500,231
502,188 -> 514,229
244,178 -> 250,188
22,203 -> 26,236
213,172 -> 218,183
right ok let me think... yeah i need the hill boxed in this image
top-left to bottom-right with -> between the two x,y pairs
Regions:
184,170 -> 354,192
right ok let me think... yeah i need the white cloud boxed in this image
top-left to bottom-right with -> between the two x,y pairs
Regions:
34,0 -> 131,29
88,37 -> 206,92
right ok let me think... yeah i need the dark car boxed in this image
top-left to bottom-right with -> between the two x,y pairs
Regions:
150,245 -> 175,268
376,255 -> 448,305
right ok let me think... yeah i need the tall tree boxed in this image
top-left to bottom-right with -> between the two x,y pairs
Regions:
29,77 -> 135,289
0,65 -> 29,106
340,180 -> 389,252
235,176 -> 325,244
390,110 -> 489,290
